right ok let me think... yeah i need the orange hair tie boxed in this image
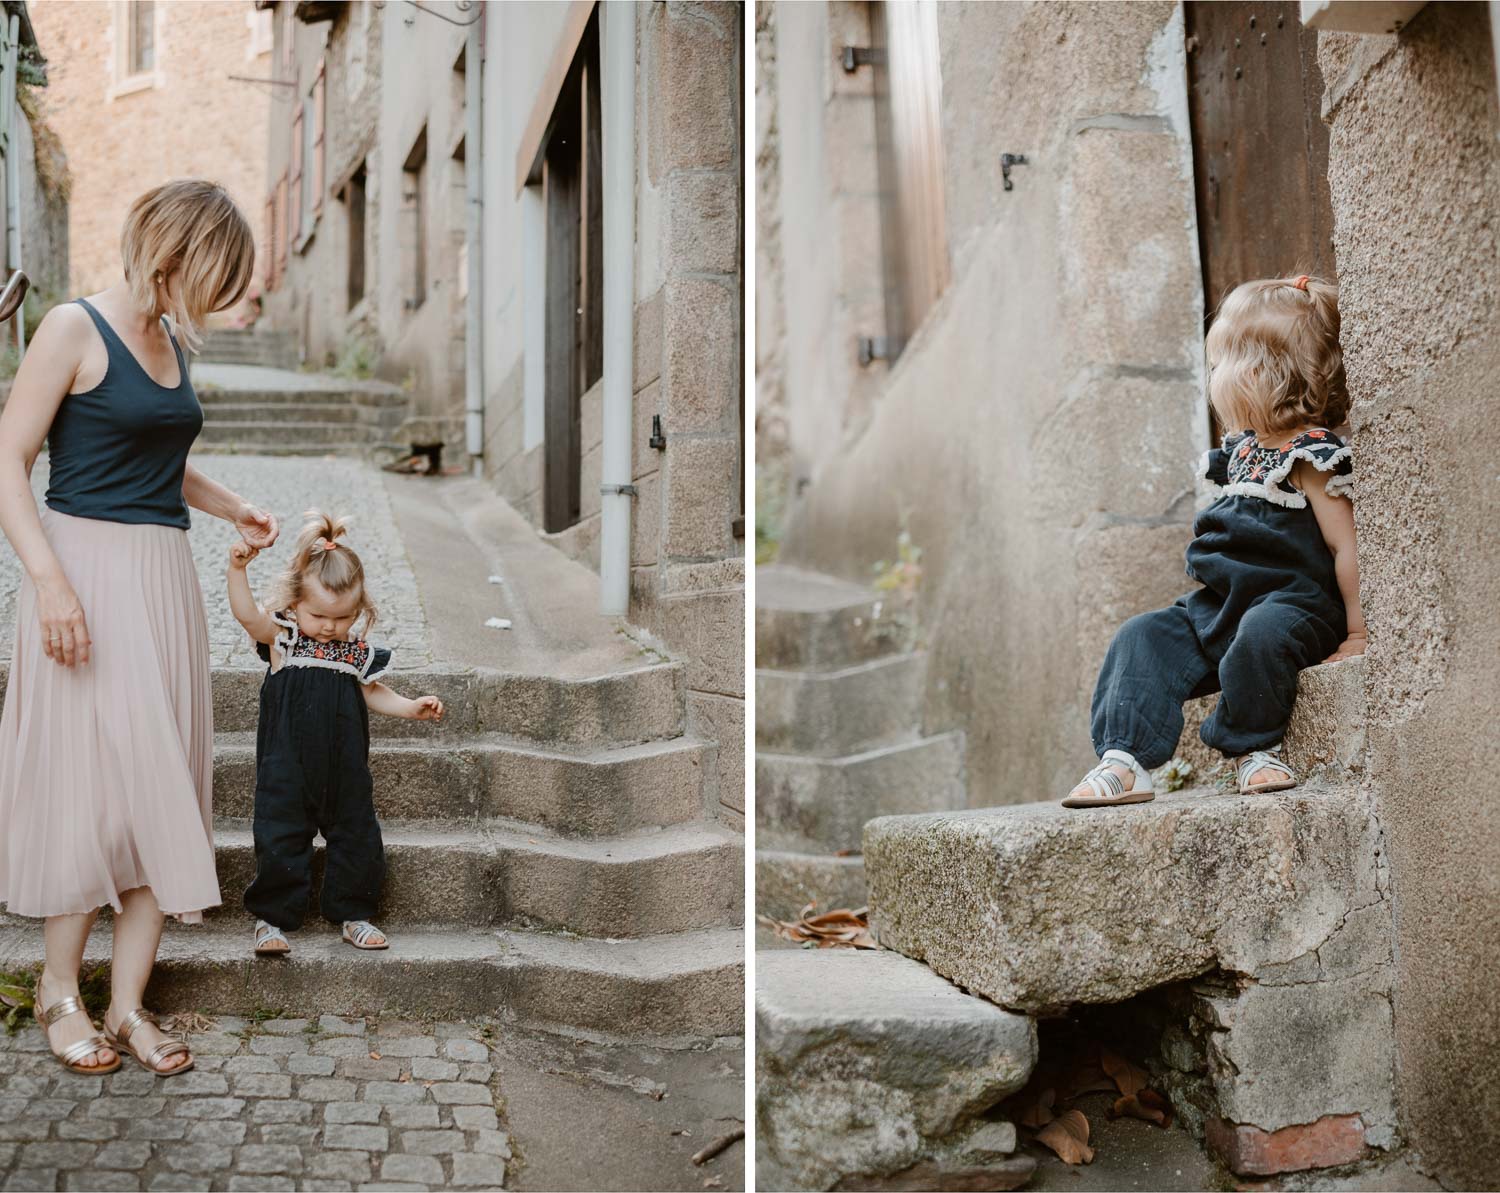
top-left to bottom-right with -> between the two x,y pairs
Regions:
317,538 -> 338,551
1292,275 -> 1311,291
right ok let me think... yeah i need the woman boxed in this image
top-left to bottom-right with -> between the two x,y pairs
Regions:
0,180 -> 278,1076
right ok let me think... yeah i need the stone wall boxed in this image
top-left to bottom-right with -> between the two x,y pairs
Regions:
478,3 -> 745,828
15,89 -> 69,311
774,1 -> 1205,800
1316,8 -> 1500,1188
28,0 -> 269,322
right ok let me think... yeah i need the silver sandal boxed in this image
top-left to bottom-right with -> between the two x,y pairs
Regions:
38,996 -> 121,1076
1061,749 -> 1156,808
1236,748 -> 1297,794
254,920 -> 290,956
103,1008 -> 194,1077
342,920 -> 389,951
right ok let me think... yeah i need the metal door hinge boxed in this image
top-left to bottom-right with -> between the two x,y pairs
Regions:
841,46 -> 886,73
1001,153 -> 1029,191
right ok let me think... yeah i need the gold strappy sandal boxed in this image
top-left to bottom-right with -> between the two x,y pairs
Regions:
103,1008 -> 195,1077
38,996 -> 122,1075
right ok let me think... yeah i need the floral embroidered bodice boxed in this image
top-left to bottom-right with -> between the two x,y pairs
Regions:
257,610 -> 392,685
1201,428 -> 1353,510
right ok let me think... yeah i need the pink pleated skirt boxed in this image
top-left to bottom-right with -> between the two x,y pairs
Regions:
0,508 -> 220,922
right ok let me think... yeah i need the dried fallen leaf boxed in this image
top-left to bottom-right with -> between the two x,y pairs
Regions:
398,1072 -> 411,1083
755,905 -> 876,950
832,848 -> 860,858
1015,1086 -> 1056,1129
369,1051 -> 382,1060
1064,1063 -> 1118,1099
1101,1049 -> 1149,1098
1036,1109 -> 1094,1165
1112,1088 -> 1174,1129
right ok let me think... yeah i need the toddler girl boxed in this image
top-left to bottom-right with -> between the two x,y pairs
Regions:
227,510 -> 444,952
1064,274 -> 1364,808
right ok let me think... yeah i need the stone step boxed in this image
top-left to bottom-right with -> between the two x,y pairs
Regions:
755,564 -> 901,671
862,782 -> 1387,1016
756,732 -> 967,854
190,441 -> 406,460
0,923 -> 743,1038
197,401 -> 366,425
205,663 -> 685,747
756,653 -> 927,756
206,821 -> 743,938
212,732 -> 710,833
756,948 -> 1037,1191
198,420 -> 382,447
193,386 -> 409,409
756,849 -> 866,921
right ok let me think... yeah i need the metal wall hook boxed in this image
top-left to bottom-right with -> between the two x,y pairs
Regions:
1000,153 -> 1029,192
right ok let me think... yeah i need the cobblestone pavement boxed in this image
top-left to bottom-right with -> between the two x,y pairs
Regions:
0,1014 -> 509,1192
0,456 -> 433,670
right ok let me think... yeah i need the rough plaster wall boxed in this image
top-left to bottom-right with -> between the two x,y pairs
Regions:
16,109 -> 68,306
1318,9 -> 1500,1186
779,1 -> 1204,800
754,1 -> 789,501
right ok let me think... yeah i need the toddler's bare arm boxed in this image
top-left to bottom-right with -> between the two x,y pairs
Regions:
1297,461 -> 1366,659
226,542 -> 279,645
362,682 -> 444,721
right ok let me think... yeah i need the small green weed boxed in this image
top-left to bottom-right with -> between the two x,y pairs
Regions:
0,963 -> 110,1033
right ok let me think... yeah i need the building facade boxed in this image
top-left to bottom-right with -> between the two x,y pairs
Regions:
262,0 -> 746,826
28,0 -> 270,318
757,1 -> 1499,1187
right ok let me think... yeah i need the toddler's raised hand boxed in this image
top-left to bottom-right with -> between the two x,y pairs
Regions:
412,695 -> 444,722
229,541 -> 260,570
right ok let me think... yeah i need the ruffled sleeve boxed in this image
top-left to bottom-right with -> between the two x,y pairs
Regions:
1276,429 -> 1353,500
358,644 -> 393,686
1198,430 -> 1251,494
257,610 -> 299,665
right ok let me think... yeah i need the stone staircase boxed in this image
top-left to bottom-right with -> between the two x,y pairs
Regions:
200,327 -> 299,370
758,654 -> 1408,1187
0,539 -> 743,1043
755,565 -> 966,922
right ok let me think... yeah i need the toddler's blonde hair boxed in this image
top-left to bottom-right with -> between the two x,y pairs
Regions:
1205,273 -> 1348,442
122,180 -> 255,351
266,510 -> 378,637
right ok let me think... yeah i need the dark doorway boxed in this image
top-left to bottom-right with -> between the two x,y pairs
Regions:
1186,2 -> 1336,323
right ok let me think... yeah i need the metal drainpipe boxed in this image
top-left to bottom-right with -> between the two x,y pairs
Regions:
5,15 -> 22,353
463,3 -> 484,472
599,1 -> 636,616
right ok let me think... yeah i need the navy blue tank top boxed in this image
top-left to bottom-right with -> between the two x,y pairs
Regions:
45,298 -> 202,530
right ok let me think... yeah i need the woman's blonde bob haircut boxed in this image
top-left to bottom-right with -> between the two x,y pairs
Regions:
122,179 -> 255,350
1205,274 -> 1348,442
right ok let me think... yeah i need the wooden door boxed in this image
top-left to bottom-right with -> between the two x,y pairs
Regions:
1185,1 -> 1336,319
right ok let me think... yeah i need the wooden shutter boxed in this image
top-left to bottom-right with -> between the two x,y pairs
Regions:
313,60 -> 326,214
275,173 -> 289,280
265,194 -> 276,290
290,106 -> 303,244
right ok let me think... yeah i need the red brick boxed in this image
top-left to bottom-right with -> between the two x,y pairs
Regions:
1206,1114 -> 1368,1176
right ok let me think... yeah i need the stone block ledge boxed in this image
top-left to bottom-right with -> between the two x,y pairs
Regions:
864,781 -> 1386,1016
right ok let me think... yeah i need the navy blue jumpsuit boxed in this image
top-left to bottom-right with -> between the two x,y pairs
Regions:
243,612 -> 392,930
1090,428 -> 1353,767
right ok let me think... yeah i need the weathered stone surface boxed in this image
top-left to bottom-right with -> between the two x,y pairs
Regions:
832,1154 -> 1035,1192
864,785 -> 1383,1014
754,566 -> 897,672
755,850 -> 867,921
756,950 -> 1036,1192
756,653 -> 926,758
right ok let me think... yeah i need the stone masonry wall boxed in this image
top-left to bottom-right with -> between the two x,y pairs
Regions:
1316,8 -> 1500,1188
777,1 -> 1205,800
28,0 -> 270,322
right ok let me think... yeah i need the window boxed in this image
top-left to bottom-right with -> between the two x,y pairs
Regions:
869,0 -> 949,359
402,129 -> 428,310
343,163 -> 367,310
129,1 -> 154,74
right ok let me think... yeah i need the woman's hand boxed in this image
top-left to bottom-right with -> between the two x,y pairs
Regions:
1328,630 -> 1367,662
235,504 -> 279,550
228,541 -> 259,570
35,574 -> 90,667
411,696 -> 444,722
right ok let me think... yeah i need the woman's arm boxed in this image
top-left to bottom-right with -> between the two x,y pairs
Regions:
0,306 -> 93,666
361,683 -> 444,722
1295,460 -> 1366,660
183,463 -> 280,548
226,541 -> 278,645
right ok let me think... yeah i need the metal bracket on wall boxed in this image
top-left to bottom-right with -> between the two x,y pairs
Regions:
600,483 -> 638,498
841,46 -> 887,73
1000,153 -> 1029,192
649,415 -> 666,451
857,336 -> 899,367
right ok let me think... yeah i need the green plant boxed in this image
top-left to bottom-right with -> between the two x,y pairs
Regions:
754,472 -> 786,565
1152,758 -> 1194,793
17,82 -> 70,204
871,528 -> 923,601
0,963 -> 110,1033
